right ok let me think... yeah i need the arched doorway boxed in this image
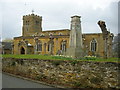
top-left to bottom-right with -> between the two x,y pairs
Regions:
21,47 -> 25,54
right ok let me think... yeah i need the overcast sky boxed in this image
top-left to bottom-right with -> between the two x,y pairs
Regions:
0,0 -> 119,40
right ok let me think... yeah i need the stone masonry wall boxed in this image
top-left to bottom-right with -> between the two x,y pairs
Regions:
2,58 -> 120,88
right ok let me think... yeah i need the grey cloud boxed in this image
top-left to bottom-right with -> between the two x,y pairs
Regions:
1,1 -> 118,40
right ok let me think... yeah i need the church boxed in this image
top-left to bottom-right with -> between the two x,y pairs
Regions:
13,13 -> 114,58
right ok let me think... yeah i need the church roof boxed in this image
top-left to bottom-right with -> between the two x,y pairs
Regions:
83,33 -> 102,35
1,42 -> 13,50
42,29 -> 70,32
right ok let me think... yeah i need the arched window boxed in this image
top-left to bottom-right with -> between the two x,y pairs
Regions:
48,43 -> 52,52
90,38 -> 97,52
47,40 -> 54,55
60,40 -> 67,52
36,41 -> 42,52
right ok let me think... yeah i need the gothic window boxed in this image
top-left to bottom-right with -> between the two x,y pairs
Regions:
60,40 -> 67,52
48,44 -> 49,51
48,44 -> 50,51
36,42 -> 42,51
48,43 -> 52,52
90,38 -> 97,52
47,40 -> 54,54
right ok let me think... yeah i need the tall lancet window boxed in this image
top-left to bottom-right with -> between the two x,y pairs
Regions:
47,39 -> 54,55
90,38 -> 97,52
60,40 -> 67,52
36,41 -> 42,52
48,43 -> 52,52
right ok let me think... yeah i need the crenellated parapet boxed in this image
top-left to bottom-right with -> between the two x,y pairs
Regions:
22,13 -> 42,36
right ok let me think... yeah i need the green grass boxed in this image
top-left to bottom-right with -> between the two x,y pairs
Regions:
2,54 -> 74,61
80,57 -> 119,62
2,54 -> 119,62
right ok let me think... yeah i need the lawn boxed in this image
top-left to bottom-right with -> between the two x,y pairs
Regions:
2,54 -> 74,61
2,54 -> 119,62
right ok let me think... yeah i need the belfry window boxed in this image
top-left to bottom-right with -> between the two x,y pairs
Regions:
26,21 -> 29,25
36,21 -> 39,24
90,38 -> 97,52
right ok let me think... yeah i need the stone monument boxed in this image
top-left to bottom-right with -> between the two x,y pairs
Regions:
66,15 -> 83,58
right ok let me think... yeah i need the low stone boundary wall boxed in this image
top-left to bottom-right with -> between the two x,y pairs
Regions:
2,58 -> 120,88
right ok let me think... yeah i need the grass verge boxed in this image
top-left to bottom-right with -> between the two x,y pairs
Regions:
2,54 -> 119,62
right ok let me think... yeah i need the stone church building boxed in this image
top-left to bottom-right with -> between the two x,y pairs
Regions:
13,13 -> 114,58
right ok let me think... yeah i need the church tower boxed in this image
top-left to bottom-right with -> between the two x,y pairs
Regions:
22,13 -> 42,36
66,15 -> 83,58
